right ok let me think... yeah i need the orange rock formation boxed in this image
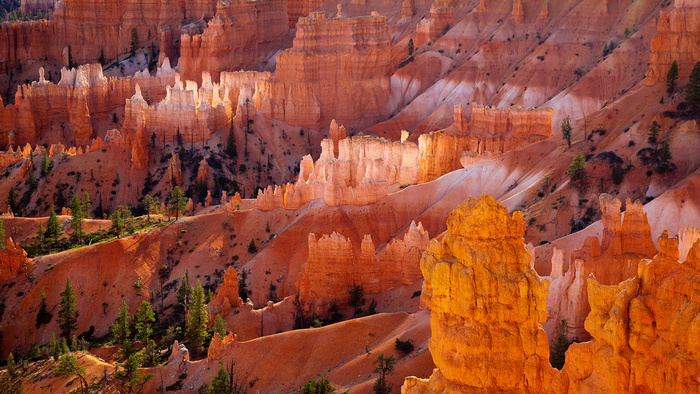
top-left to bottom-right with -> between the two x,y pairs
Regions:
415,0 -> 455,46
178,0 -> 289,83
417,104 -> 553,183
208,266 -> 242,316
0,238 -> 29,282
255,11 -> 392,129
404,195 -> 551,392
296,221 -> 430,315
645,0 -> 700,86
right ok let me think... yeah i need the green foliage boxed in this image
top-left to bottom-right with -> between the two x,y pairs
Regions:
560,116 -> 572,148
177,273 -> 192,313
7,187 -> 18,214
41,152 -> 51,175
300,376 -> 335,394
611,163 -> 625,185
116,352 -> 153,394
648,120 -> 660,144
348,284 -> 365,315
226,120 -> 237,163
169,185 -> 187,219
187,282 -> 209,354
45,205 -> 63,242
654,139 -> 673,174
111,301 -> 131,344
50,332 -> 62,360
372,354 -> 396,394
54,354 -> 88,393
407,38 -> 414,57
212,314 -> 227,338
394,338 -> 414,356
686,61 -> 700,105
141,194 -> 159,222
36,287 -> 52,328
134,301 -> 155,343
0,216 -> 4,246
69,195 -> 85,244
566,153 -> 586,180
667,60 -> 679,94
550,319 -> 571,369
209,360 -> 248,394
110,210 -> 125,237
82,192 -> 92,218
58,279 -> 78,339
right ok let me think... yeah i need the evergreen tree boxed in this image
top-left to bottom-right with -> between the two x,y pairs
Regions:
69,195 -> 85,244
566,153 -> 587,181
35,287 -> 52,328
177,273 -> 191,311
57,278 -> 78,339
54,354 -> 88,393
82,191 -> 92,218
169,185 -> 187,219
134,301 -> 155,343
116,352 -> 153,393
7,187 -> 18,213
667,60 -> 679,95
648,120 -> 660,144
212,314 -> 227,338
68,45 -> 76,69
348,284 -> 365,315
45,205 -> 62,243
561,116 -> 572,148
98,47 -> 105,66
611,163 -> 625,186
50,332 -> 61,360
176,127 -> 183,146
372,354 -> 396,394
141,195 -> 158,222
407,38 -> 414,57
110,210 -> 125,237
550,319 -> 571,369
111,301 -> 131,344
210,360 -> 232,394
301,376 -> 335,394
226,119 -> 237,163
41,151 -> 50,175
686,61 -> 700,105
187,282 -> 209,354
655,139 -> 673,174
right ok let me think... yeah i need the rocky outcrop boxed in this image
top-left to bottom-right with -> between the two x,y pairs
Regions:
415,0 -> 455,46
256,134 -> 419,210
208,267 -> 242,316
207,332 -> 236,360
404,195 -> 552,392
0,239 -> 29,282
296,221 -> 429,315
286,0 -> 324,28
417,104 -> 553,183
255,11 -> 392,129
0,62 -> 176,148
645,0 -> 700,86
545,194 -> 658,341
178,0 -> 289,84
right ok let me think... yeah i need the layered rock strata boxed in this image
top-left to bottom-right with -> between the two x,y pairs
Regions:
296,221 -> 430,315
255,11 -> 392,129
178,0 -> 289,83
255,133 -> 419,209
415,0 -> 455,46
645,0 -> 700,86
417,104 -> 553,183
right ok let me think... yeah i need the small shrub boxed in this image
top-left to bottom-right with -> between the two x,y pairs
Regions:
395,338 -> 415,355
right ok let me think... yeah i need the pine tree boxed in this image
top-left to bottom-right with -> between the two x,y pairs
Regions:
187,282 -> 209,354
45,205 -> 62,243
116,352 -> 153,393
110,210 -> 124,237
667,60 -> 679,95
69,195 -> 85,244
226,119 -> 237,163
372,354 -> 396,394
348,284 -> 365,315
41,151 -> 50,175
686,61 -> 700,105
561,116 -> 572,148
130,28 -> 138,57
98,47 -> 105,66
36,287 -> 52,328
301,376 -> 336,394
210,360 -> 232,394
111,301 -> 131,344
177,273 -> 191,311
54,354 -> 88,393
655,139 -> 673,174
550,319 -> 571,369
50,332 -> 61,360
566,153 -> 586,180
407,38 -> 414,57
82,191 -> 92,218
7,187 -> 18,213
648,120 -> 660,145
169,185 -> 187,220
212,314 -> 227,338
141,195 -> 158,222
57,278 -> 78,339
134,301 -> 155,343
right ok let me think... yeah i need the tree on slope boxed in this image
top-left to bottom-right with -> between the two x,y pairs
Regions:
57,279 -> 78,339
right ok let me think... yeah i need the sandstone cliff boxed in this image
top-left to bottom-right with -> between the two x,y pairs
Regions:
296,221 -> 430,316
417,104 -> 553,183
178,0 -> 289,84
255,11 -> 392,129
645,0 -> 700,86
0,238 -> 29,282
415,0 -> 455,46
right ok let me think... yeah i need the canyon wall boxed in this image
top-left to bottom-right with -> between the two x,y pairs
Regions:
415,0 -> 455,46
0,62 -> 176,148
296,221 -> 429,315
286,0 -> 324,28
645,0 -> 700,86
178,0 -> 289,84
255,133 -> 419,210
417,104 -> 553,183
255,11 -> 392,129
